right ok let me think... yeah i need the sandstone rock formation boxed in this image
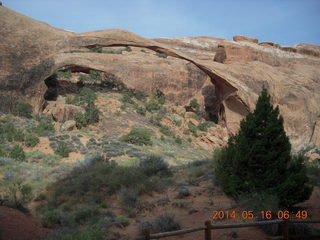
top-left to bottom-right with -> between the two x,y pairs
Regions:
233,35 -> 259,43
213,45 -> 227,63
1,6 -> 320,151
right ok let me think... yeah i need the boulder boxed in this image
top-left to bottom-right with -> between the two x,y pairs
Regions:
61,120 -> 76,131
43,100 -> 85,123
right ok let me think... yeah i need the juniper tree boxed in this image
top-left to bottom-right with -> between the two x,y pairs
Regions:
215,88 -> 312,208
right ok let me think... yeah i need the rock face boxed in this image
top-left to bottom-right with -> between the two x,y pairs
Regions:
233,35 -> 259,43
43,96 -> 84,123
1,7 -> 320,151
213,45 -> 227,63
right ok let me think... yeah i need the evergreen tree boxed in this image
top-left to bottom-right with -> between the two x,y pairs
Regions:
215,88 -> 312,208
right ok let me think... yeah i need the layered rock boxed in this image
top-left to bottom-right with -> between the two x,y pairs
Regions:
1,6 -> 320,150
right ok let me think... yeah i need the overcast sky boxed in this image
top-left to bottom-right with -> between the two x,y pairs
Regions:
4,0 -> 320,45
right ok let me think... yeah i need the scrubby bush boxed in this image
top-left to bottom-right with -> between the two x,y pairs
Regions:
307,161 -> 320,186
124,46 -> 132,52
172,118 -> 182,127
79,87 -> 97,104
89,70 -> 100,81
153,213 -> 180,232
198,121 -> 215,132
155,53 -> 168,58
159,125 -> 173,137
12,98 -> 33,118
74,206 -> 99,224
174,137 -> 182,145
115,215 -> 130,227
120,93 -> 135,104
56,71 -> 71,79
139,155 -> 170,177
119,187 -> 139,208
120,128 -> 153,146
145,99 -> 161,112
46,226 -> 105,240
135,106 -> 146,116
188,123 -> 198,137
100,73 -> 125,90
75,112 -> 87,129
84,101 -> 100,125
33,115 -> 55,136
132,91 -> 148,101
1,170 -> 33,208
41,210 -> 62,228
24,134 -> 39,147
54,141 -> 70,158
177,187 -> 191,198
9,144 -> 25,161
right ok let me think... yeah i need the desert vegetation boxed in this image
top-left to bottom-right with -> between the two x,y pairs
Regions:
0,72 -> 318,240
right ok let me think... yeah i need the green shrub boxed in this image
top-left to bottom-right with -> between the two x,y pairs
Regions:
120,128 -> 153,146
20,183 -> 33,202
132,91 -> 148,101
9,144 -> 25,161
100,73 -> 124,89
124,46 -> 132,52
33,115 -> 55,136
149,114 -> 162,126
90,47 -> 103,53
41,210 -> 61,228
139,155 -> 170,177
135,106 -> 146,116
75,112 -> 87,129
115,215 -> 130,227
145,100 -> 161,112
89,70 -> 100,81
120,93 -> 135,104
79,87 -> 97,104
189,99 -> 200,111
188,123 -> 198,137
12,99 -> 33,118
84,101 -> 100,125
78,74 -> 91,83
0,147 -> 6,157
198,121 -> 215,132
24,134 -> 39,147
56,71 -> 71,79
99,202 -> 107,208
74,206 -> 98,224
172,118 -> 182,127
155,53 -> 168,58
177,187 -> 191,198
54,141 -> 70,158
119,187 -> 139,208
174,137 -> 182,145
159,125 -> 173,136
13,129 -> 25,142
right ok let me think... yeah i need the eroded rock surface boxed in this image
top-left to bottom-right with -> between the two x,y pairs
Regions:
1,7 -> 320,150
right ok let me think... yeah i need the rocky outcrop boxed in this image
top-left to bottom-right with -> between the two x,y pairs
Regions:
213,45 -> 227,63
43,96 -> 84,123
1,6 -> 320,151
233,35 -> 259,44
